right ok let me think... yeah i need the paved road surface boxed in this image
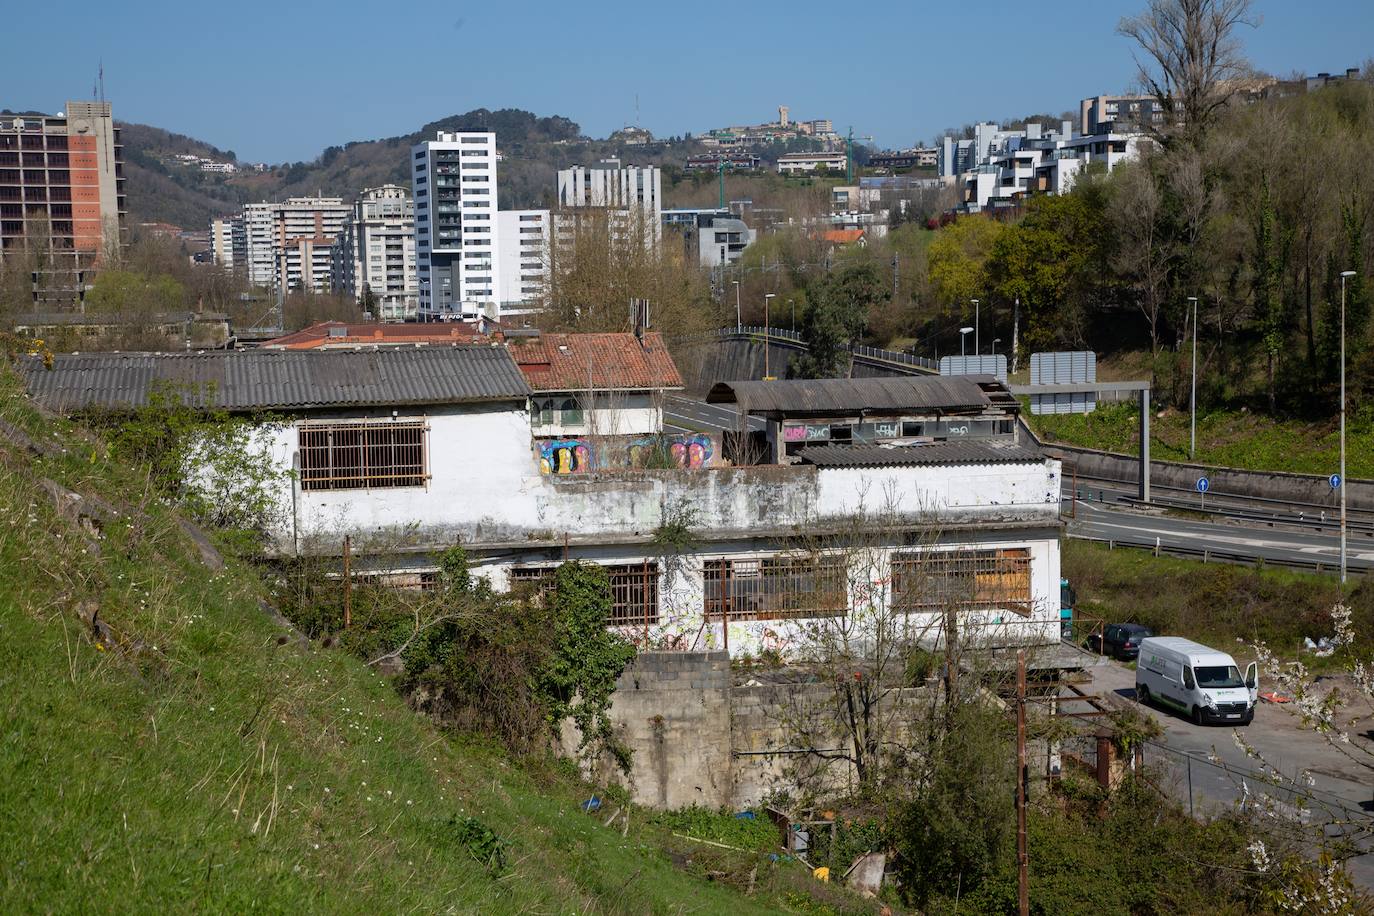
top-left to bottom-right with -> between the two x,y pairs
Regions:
664,395 -> 764,435
1087,659 -> 1374,887
1066,498 -> 1374,572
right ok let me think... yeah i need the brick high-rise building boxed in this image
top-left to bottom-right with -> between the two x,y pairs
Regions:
0,100 -> 126,262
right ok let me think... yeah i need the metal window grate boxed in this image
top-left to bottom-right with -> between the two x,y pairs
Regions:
508,562 -> 659,625
703,555 -> 848,621
890,548 -> 1032,616
298,420 -> 428,491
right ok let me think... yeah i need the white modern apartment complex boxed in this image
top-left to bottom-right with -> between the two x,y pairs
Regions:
555,160 -> 662,245
776,151 -> 847,174
412,131 -> 500,320
231,196 -> 349,292
209,216 -> 240,270
495,209 -> 550,317
937,118 -> 1148,212
332,184 -> 417,321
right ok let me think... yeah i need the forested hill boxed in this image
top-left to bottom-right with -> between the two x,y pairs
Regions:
120,108 -> 687,229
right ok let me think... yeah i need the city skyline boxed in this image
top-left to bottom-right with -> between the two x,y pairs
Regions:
2,0 -> 1370,164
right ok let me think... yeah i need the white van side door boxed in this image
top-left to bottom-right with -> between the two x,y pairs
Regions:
1245,662 -> 1258,705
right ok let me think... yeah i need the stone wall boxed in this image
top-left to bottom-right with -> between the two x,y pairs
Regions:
592,651 -> 929,810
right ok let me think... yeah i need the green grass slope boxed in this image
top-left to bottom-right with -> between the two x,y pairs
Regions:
0,374 -> 807,913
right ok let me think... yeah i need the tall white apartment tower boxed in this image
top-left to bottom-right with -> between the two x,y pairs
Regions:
555,159 -> 662,245
333,184 -> 417,321
411,130 -> 499,320
495,209 -> 550,318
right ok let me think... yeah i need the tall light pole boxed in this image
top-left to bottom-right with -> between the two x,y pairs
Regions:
732,280 -> 741,331
959,326 -> 973,357
971,298 -> 980,354
764,293 -> 776,379
992,338 -> 1001,356
1340,269 -> 1356,585
1188,296 -> 1198,461
788,298 -> 795,332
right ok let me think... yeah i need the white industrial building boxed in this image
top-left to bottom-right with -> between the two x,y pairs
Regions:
24,354 -> 1064,660
332,185 -> 417,321
495,209 -> 550,317
412,130 -> 501,320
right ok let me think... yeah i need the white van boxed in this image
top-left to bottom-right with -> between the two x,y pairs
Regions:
1135,637 -> 1258,726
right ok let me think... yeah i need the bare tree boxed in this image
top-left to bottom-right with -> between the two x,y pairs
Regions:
1118,0 -> 1259,145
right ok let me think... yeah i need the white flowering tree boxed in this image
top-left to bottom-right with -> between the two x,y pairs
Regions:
1234,604 -> 1368,912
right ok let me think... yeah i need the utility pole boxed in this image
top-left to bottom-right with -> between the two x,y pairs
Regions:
1188,296 -> 1198,460
718,159 -> 725,210
892,252 -> 899,298
1341,270 -> 1356,584
971,298 -> 980,355
342,535 -> 353,629
1016,648 -> 1029,916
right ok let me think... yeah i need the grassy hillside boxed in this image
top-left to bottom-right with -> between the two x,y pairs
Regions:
0,368 -> 853,913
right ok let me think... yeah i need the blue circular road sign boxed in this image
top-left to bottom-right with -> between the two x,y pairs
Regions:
1196,477 -> 1210,494
1330,474 -> 1342,490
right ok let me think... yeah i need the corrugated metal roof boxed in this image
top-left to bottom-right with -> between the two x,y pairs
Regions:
509,332 -> 684,392
20,346 -> 531,412
706,376 -> 999,415
797,441 -> 1046,468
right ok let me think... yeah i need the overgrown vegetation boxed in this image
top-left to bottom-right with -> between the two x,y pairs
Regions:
0,367 -> 792,912
1063,538 -> 1374,660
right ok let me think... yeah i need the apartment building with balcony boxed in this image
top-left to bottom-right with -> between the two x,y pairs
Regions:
332,185 -> 417,321
0,100 -> 126,263
556,159 -> 662,245
495,209 -> 549,318
412,130 -> 500,320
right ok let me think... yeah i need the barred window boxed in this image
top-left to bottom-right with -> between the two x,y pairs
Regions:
508,562 -> 659,625
703,555 -> 848,621
890,548 -> 1032,616
298,420 -> 428,491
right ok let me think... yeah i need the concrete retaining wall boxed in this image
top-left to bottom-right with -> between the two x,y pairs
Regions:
1043,439 -> 1374,511
587,651 -> 928,809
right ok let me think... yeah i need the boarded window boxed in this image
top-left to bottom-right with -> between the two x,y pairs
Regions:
298,420 -> 428,491
890,548 -> 1032,616
508,562 -> 659,625
703,555 -> 848,621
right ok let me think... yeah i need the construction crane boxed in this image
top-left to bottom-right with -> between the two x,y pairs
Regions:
846,127 -> 874,183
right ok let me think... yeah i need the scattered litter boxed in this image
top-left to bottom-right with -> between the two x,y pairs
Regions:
843,851 -> 886,898
812,866 -> 830,883
580,796 -> 601,813
1259,691 -> 1290,704
672,832 -> 747,852
1303,636 -> 1336,657
734,811 -> 755,820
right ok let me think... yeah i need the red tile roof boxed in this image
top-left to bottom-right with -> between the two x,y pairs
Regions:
508,332 -> 683,392
821,229 -> 866,245
261,320 -> 481,350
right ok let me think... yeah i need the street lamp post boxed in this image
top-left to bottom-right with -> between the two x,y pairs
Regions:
733,280 -> 741,331
959,326 -> 973,357
764,293 -> 776,379
992,338 -> 1001,356
971,298 -> 980,354
1188,296 -> 1198,460
788,299 -> 795,332
1340,270 -> 1357,584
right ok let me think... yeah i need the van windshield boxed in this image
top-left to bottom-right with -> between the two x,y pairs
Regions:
1194,665 -> 1244,689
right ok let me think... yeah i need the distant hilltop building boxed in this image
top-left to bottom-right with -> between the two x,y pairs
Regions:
702,107 -> 840,147
0,100 -> 126,264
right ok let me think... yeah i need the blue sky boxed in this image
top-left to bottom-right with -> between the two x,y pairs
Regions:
3,1 -> 1370,163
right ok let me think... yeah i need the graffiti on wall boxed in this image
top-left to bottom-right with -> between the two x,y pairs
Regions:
540,434 -> 716,475
626,433 -> 715,470
539,439 -> 593,475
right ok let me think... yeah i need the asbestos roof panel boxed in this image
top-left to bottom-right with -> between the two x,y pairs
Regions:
797,441 -> 1046,468
508,331 -> 684,392
706,376 -> 999,415
20,346 -> 531,412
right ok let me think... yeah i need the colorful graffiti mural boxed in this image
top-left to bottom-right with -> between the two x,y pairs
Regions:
627,434 -> 714,470
540,434 -> 715,474
539,439 -> 594,475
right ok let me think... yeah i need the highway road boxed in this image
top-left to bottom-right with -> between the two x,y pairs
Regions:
664,395 -> 764,435
1088,660 -> 1374,887
1066,498 -> 1374,573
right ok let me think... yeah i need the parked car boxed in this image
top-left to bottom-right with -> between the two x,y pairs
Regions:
1089,623 -> 1153,660
1136,636 -> 1257,726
